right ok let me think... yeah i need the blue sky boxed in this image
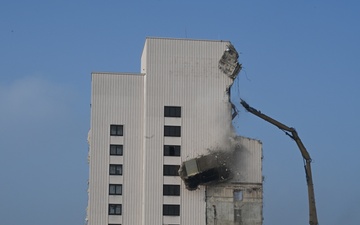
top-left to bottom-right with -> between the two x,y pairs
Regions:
1,1 -> 359,224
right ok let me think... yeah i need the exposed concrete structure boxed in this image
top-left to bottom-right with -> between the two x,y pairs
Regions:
206,184 -> 263,225
205,136 -> 263,225
87,37 -> 263,225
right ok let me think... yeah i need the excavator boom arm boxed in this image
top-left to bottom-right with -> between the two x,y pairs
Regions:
240,99 -> 311,160
240,99 -> 318,225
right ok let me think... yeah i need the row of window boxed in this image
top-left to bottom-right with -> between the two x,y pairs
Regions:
109,144 -> 180,157
107,106 -> 181,219
111,125 -> 181,137
163,107 -> 181,215
109,184 -> 179,196
163,108 -> 181,215
110,164 -> 179,177
109,125 -> 123,219
109,106 -> 181,136
109,124 -> 123,202
108,204 -> 180,216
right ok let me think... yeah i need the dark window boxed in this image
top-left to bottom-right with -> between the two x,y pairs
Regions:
109,184 -> 122,195
109,204 -> 122,215
163,165 -> 180,176
164,106 -> 181,117
163,204 -> 180,216
109,164 -> 123,175
163,185 -> 180,196
110,125 -> 123,136
164,126 -> 181,137
164,145 -> 181,156
110,145 -> 123,156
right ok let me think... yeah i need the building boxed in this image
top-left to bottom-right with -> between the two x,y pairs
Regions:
87,37 -> 263,225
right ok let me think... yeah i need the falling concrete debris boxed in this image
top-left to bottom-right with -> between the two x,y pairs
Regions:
219,43 -> 241,120
218,44 -> 242,80
179,151 -> 234,190
231,102 -> 239,120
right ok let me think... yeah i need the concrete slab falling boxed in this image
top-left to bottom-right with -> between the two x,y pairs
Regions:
218,44 -> 242,80
179,151 -> 234,190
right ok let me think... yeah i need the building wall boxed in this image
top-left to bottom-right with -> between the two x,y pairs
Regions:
206,137 -> 263,225
89,73 -> 145,225
88,37 -> 263,225
142,38 -> 234,225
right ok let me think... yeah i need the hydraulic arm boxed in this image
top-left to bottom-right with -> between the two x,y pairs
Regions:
240,99 -> 318,225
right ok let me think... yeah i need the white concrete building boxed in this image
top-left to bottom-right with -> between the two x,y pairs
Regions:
88,37 -> 263,225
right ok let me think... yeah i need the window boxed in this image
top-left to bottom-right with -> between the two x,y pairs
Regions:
233,190 -> 243,201
163,165 -> 180,176
110,145 -> 123,156
164,126 -> 181,137
163,185 -> 180,196
164,106 -> 181,117
164,145 -> 181,156
163,204 -> 180,216
109,164 -> 122,175
110,125 -> 123,136
109,184 -> 122,195
109,204 -> 122,215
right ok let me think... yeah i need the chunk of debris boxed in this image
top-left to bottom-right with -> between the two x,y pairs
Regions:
218,44 -> 242,80
179,151 -> 233,190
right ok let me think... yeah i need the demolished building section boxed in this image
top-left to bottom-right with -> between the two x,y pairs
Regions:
88,38 -> 262,225
178,44 -> 263,225
206,137 -> 263,225
179,136 -> 263,225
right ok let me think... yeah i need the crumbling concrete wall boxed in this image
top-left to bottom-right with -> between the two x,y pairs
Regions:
205,136 -> 263,225
206,184 -> 263,225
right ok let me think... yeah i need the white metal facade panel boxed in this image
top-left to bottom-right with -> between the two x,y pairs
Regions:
142,38 -> 233,225
89,72 -> 144,225
163,176 -> 181,185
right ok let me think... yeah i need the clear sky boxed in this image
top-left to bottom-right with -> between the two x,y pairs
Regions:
1,1 -> 359,225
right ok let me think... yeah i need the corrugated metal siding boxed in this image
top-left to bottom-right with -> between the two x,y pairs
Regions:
143,38 -> 233,225
88,73 -> 144,225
